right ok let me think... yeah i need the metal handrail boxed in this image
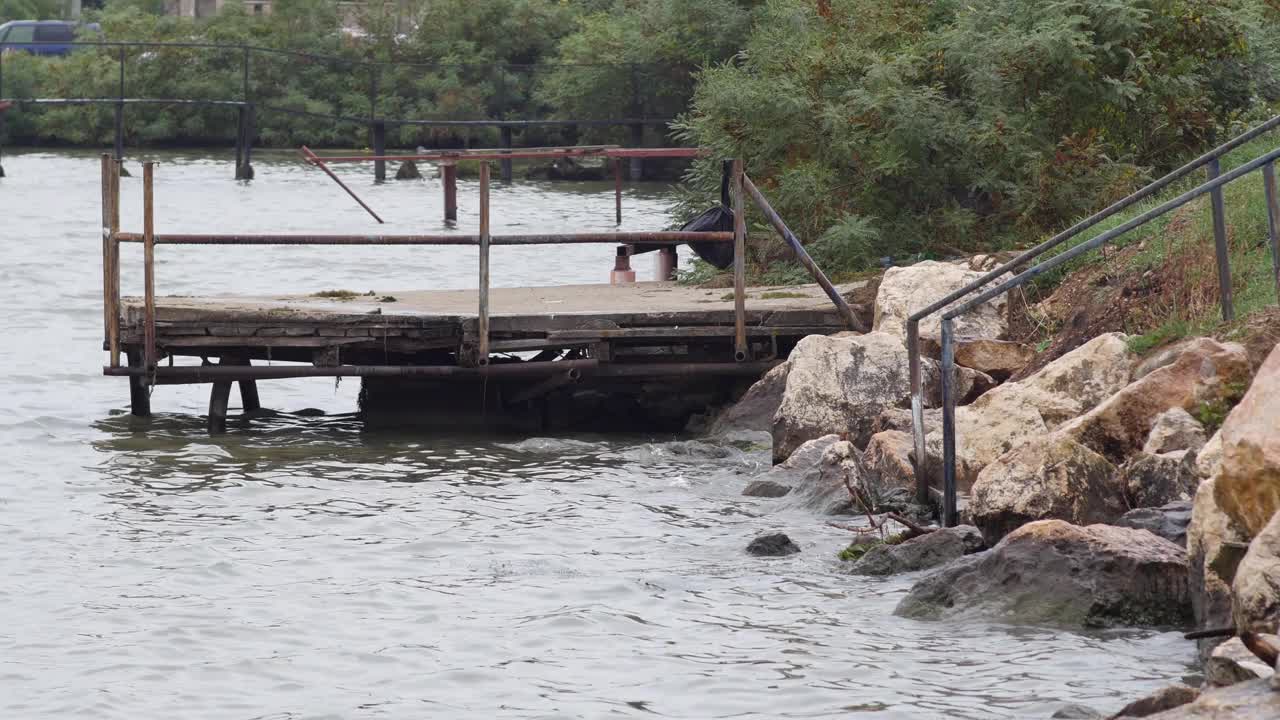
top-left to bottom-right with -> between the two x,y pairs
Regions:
906,112 -> 1280,510
931,144 -> 1280,525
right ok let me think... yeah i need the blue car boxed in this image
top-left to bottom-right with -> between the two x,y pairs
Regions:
0,21 -> 101,56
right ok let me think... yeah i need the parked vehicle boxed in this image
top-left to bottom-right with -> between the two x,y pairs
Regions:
0,21 -> 102,56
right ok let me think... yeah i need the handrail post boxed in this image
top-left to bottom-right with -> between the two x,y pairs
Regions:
1206,158 -> 1235,321
1263,162 -> 1280,305
143,162 -> 156,382
100,154 -> 113,350
732,158 -> 747,361
478,161 -> 491,366
109,158 -> 121,368
114,46 -> 125,162
940,317 -> 958,527
907,318 -> 928,504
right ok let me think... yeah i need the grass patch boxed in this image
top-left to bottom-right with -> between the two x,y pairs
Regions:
378,295 -> 398,303
1194,380 -> 1250,433
760,291 -> 808,299
1126,318 -> 1191,355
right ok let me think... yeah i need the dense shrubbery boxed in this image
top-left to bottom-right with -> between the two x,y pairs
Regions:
677,0 -> 1280,272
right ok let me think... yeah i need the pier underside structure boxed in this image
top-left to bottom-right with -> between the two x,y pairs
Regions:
97,150 -> 859,433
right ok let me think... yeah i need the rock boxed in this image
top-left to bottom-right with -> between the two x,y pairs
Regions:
1205,635 -> 1277,687
1187,479 -> 1251,662
394,160 -> 422,180
894,520 -> 1190,628
873,260 -> 1009,340
1119,451 -> 1200,510
1112,685 -> 1199,718
840,277 -> 880,332
709,362 -> 789,436
742,479 -> 791,498
968,434 -> 1121,545
1060,337 -> 1251,464
846,525 -> 984,576
742,435 -> 860,514
746,533 -> 800,557
771,332 -> 987,461
1214,343 -> 1280,536
862,430 -> 916,492
923,333 -> 1134,489
1142,408 -> 1207,455
953,338 -> 1035,381
1197,430 -> 1223,479
1138,678 -> 1279,719
1232,510 -> 1280,635
1115,501 -> 1193,547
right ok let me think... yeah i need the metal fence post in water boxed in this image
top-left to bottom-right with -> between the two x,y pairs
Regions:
478,162 -> 491,366
1207,158 -> 1235,321
732,158 -> 747,361
939,317 -> 958,527
1263,162 -> 1280,305
143,162 -> 157,382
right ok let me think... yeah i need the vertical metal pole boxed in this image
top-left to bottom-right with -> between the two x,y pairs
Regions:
241,45 -> 250,103
235,105 -> 246,179
442,161 -> 458,223
143,162 -> 156,381
100,154 -> 112,346
614,158 -> 623,225
478,162 -> 491,366
208,381 -> 231,435
1263,162 -> 1280,306
1206,158 -> 1235,321
109,159 -> 121,368
732,158 -> 747,361
372,121 -> 386,182
114,47 -> 125,162
499,126 -> 513,184
126,351 -> 150,417
907,318 -> 929,504
628,124 -> 644,181
940,317 -> 958,528
243,104 -> 255,180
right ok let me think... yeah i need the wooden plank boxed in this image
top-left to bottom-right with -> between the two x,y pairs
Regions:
143,162 -> 157,379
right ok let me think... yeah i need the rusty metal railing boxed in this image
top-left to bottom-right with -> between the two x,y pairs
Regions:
98,152 -> 751,384
926,144 -> 1280,526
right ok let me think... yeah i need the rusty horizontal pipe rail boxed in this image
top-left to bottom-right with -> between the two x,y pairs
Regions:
303,146 -> 704,164
103,359 -> 780,382
113,232 -> 733,245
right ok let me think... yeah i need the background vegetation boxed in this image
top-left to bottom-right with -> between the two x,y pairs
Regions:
4,0 -> 1280,290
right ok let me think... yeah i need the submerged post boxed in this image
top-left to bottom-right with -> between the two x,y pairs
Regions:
939,317 -> 959,527
499,126 -> 514,183
614,159 -> 623,225
478,162 -> 491,365
442,161 -> 458,223
1206,158 -> 1235,321
1263,162 -> 1280,305
732,158 -> 747,361
143,162 -> 157,381
372,121 -> 387,182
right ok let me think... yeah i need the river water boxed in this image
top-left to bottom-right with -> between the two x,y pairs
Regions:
0,149 -> 1194,719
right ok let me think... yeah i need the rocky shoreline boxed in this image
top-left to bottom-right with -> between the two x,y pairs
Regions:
713,257 -> 1280,718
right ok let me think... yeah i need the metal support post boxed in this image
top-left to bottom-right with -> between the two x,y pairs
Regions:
478,162 -> 491,365
1206,158 -> 1235,321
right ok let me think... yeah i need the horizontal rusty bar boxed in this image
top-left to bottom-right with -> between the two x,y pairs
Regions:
306,146 -> 704,163
113,232 -> 734,245
103,359 -> 780,382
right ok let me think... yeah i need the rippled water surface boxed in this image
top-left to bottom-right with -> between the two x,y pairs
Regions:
0,150 -> 1195,719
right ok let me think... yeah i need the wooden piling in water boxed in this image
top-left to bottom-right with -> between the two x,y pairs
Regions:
372,122 -> 387,182
143,162 -> 157,382
126,351 -> 150,417
442,162 -> 458,223
478,162 -> 491,365
208,381 -> 231,434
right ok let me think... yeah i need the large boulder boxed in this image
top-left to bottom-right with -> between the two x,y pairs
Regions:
1142,408 -> 1207,455
1112,685 -> 1200,718
1197,430 -> 1224,479
742,434 -> 867,514
862,430 -> 916,492
923,333 -> 1134,489
1233,510 -> 1280,635
1187,479 -> 1250,661
708,362 -> 789,436
1119,450 -> 1200,510
1059,337 -> 1251,463
846,525 -> 984,576
1115,500 -> 1193,547
952,338 -> 1034,380
873,260 -> 1009,340
894,520 -> 1190,628
771,332 -> 986,461
1140,678 -> 1280,719
1214,343 -> 1280,536
968,434 -> 1122,545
